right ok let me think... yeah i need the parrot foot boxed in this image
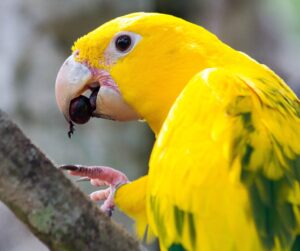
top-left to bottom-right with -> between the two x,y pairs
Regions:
59,164 -> 129,216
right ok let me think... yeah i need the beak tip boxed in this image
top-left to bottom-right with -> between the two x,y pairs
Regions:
55,54 -> 93,124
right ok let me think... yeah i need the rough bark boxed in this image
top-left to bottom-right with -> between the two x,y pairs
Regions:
0,109 -> 144,251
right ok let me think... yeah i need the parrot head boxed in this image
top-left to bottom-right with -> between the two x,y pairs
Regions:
55,12 -> 222,135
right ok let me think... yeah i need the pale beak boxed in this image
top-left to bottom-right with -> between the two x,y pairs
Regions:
55,54 -> 92,122
55,54 -> 140,127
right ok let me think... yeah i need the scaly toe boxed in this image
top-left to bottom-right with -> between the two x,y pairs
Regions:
90,188 -> 110,201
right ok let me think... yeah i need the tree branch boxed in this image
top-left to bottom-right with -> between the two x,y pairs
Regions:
0,110 -> 144,251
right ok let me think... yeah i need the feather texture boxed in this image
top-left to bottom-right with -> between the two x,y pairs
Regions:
148,68 -> 300,251
70,12 -> 300,251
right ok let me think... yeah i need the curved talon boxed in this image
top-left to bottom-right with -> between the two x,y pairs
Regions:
59,164 -> 79,171
90,187 -> 115,217
100,186 -> 117,217
59,164 -> 129,216
104,206 -> 114,217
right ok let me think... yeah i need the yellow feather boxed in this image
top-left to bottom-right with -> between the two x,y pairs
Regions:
72,13 -> 300,251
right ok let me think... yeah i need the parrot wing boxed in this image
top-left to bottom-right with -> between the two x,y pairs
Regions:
148,67 -> 300,251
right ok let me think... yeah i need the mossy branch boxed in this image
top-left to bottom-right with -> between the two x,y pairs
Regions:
0,110 -> 144,251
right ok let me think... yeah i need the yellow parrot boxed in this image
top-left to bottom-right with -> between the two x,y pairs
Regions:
55,13 -> 300,251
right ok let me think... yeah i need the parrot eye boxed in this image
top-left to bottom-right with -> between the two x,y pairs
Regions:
115,35 -> 132,52
105,32 -> 141,64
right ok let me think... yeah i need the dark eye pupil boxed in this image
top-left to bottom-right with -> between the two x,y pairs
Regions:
115,35 -> 131,52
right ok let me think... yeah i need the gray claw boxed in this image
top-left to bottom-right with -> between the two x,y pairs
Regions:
59,165 -> 80,171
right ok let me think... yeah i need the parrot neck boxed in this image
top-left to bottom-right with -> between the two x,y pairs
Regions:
112,25 -> 248,136
146,107 -> 170,136
134,77 -> 191,136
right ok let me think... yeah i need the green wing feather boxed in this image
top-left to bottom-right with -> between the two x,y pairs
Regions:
148,67 -> 300,251
232,74 -> 300,250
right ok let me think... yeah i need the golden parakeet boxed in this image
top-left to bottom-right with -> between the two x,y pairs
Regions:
55,13 -> 300,251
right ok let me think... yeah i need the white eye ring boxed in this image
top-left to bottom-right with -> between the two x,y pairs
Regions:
104,31 -> 142,65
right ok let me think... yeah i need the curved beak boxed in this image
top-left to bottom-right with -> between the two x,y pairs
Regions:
55,54 -> 92,122
55,54 -> 140,125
